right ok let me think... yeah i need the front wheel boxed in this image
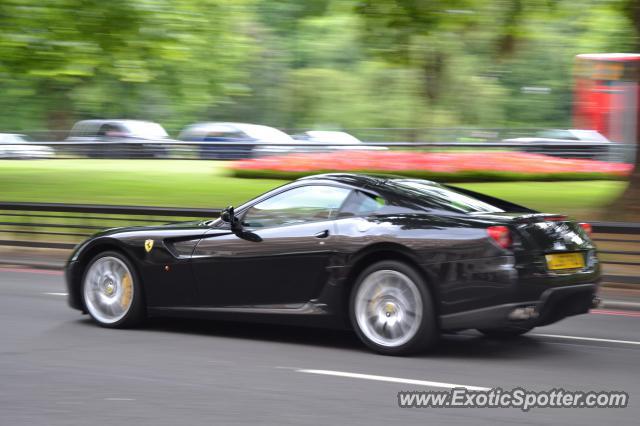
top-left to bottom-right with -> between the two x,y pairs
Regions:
350,261 -> 438,355
82,251 -> 145,328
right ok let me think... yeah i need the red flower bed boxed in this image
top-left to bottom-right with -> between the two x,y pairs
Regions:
229,151 -> 632,182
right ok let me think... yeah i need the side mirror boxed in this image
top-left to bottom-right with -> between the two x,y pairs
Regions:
220,206 -> 242,232
220,207 -> 232,223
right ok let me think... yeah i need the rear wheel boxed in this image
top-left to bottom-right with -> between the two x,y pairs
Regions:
82,251 -> 145,328
350,260 -> 438,355
478,326 -> 533,339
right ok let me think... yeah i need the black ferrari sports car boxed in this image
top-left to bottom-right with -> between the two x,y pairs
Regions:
65,173 -> 600,355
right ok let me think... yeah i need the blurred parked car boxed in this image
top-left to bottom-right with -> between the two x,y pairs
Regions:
66,120 -> 173,158
0,133 -> 55,159
291,130 -> 387,151
293,130 -> 363,144
179,122 -> 295,159
502,129 -> 611,159
503,129 -> 611,144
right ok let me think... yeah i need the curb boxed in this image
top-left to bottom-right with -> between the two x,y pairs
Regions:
0,260 -> 65,271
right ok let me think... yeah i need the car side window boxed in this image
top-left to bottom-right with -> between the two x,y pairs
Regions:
242,185 -> 352,228
97,124 -> 114,137
338,191 -> 386,217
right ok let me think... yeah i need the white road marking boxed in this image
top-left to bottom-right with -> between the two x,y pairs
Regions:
43,292 -> 68,296
296,369 -> 490,391
532,333 -> 640,346
104,398 -> 135,401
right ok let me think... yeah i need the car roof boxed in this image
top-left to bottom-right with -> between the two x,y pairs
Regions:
74,119 -> 156,124
303,131 -> 362,143
577,53 -> 640,61
297,172 -> 434,190
0,133 -> 28,142
209,122 -> 278,130
181,122 -> 293,141
71,119 -> 163,130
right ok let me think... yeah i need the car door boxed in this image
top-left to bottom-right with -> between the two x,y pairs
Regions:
191,185 -> 352,307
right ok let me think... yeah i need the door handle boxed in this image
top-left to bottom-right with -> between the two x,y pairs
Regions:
314,229 -> 330,239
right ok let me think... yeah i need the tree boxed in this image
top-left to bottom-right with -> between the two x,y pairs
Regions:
0,0 -> 254,133
610,0 -> 640,219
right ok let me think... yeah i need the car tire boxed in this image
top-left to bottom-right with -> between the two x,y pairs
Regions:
349,260 -> 438,355
478,326 -> 533,339
81,251 -> 145,328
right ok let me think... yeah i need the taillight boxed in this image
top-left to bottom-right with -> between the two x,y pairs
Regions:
487,226 -> 512,249
579,222 -> 592,237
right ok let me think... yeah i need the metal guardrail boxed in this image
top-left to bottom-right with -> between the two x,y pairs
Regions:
0,203 -> 220,251
591,222 -> 640,234
14,127 -> 638,143
0,201 -> 220,217
0,202 -> 637,283
1,140 -> 635,163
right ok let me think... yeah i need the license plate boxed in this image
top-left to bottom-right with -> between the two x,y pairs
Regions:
545,252 -> 585,270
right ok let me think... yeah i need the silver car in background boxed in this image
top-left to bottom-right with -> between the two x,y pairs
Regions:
179,123 -> 388,159
66,119 -> 174,158
179,122 -> 295,159
292,130 -> 387,151
503,129 -> 611,144
502,129 -> 613,160
0,133 -> 55,159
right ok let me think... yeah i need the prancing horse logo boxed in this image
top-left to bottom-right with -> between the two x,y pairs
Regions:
144,239 -> 154,253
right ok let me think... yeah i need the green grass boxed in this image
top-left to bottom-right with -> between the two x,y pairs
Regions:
454,181 -> 625,219
0,160 -> 627,219
0,160 -> 287,208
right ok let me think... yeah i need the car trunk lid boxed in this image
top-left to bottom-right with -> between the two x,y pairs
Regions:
470,212 -> 592,253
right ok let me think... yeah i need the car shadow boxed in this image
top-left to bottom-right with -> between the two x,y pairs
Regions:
142,317 -> 364,351
110,316 -> 556,360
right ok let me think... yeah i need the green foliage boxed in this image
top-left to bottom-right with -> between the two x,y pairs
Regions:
0,0 -> 636,133
0,0 -> 255,130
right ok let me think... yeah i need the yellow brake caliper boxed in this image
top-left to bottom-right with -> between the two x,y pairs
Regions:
120,273 -> 133,309
369,285 -> 383,312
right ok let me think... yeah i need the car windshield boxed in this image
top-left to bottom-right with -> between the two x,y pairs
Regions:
124,122 -> 169,139
389,179 -> 504,213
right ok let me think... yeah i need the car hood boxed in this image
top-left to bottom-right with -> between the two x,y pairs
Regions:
93,219 -> 210,237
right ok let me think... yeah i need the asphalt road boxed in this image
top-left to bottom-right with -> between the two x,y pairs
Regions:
1,268 -> 639,426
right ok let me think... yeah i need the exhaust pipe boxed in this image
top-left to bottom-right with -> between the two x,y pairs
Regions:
508,305 -> 539,321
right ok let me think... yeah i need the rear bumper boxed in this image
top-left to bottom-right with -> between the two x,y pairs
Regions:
439,283 -> 597,331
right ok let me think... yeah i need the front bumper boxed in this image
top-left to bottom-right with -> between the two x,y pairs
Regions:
439,283 -> 597,331
65,260 -> 84,311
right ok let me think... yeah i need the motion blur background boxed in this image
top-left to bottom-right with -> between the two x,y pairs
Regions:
0,0 -> 637,135
2,4 -> 640,425
1,0 -> 640,264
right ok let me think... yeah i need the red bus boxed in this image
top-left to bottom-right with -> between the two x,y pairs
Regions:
574,53 -> 640,144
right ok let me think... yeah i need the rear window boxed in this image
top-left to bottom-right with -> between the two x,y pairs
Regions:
389,180 -> 505,214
